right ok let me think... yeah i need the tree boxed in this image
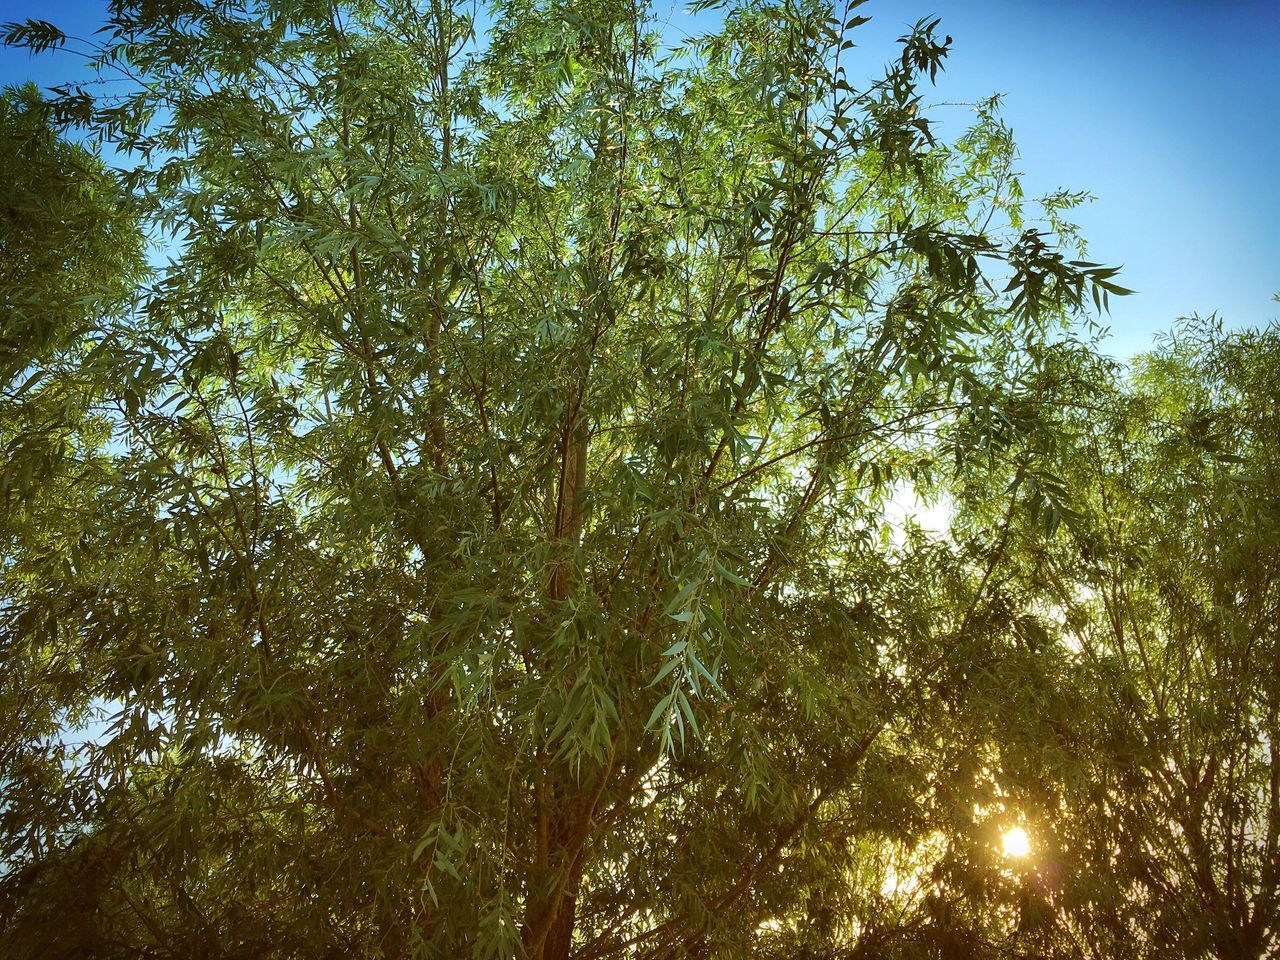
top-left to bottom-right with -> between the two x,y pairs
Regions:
0,83 -> 144,384
1,83 -> 145,898
1028,318 -> 1280,959
0,2 -> 1131,958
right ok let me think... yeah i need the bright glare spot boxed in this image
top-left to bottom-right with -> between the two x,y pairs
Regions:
1001,826 -> 1031,858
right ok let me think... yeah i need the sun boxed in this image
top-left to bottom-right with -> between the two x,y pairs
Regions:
1001,826 -> 1031,858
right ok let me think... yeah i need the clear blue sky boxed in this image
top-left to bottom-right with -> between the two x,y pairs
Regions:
4,0 -> 1277,358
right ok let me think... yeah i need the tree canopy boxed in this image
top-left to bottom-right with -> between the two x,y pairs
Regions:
0,2 -> 1275,959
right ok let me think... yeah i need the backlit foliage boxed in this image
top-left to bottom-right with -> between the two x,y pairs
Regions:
1,3 -> 1272,959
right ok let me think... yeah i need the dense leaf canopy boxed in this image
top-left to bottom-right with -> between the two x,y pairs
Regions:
0,2 -> 1275,959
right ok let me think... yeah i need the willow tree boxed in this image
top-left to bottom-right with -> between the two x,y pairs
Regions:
1014,318 -> 1280,960
0,2 -> 1127,958
0,83 -> 144,385
1,79 -> 146,864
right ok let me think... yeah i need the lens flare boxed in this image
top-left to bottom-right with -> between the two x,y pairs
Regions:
1001,826 -> 1031,858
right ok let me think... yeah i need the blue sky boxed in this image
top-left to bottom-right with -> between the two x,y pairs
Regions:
3,0 -> 1276,358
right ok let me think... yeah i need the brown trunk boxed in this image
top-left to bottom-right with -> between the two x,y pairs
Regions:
522,390 -> 592,959
523,769 -> 610,960
550,416 -> 588,601
524,846 -> 585,960
542,884 -> 579,960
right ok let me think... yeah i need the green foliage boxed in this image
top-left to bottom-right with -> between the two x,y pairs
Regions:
1029,318 -> 1280,959
1,3 -> 1272,960
0,83 -> 144,382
